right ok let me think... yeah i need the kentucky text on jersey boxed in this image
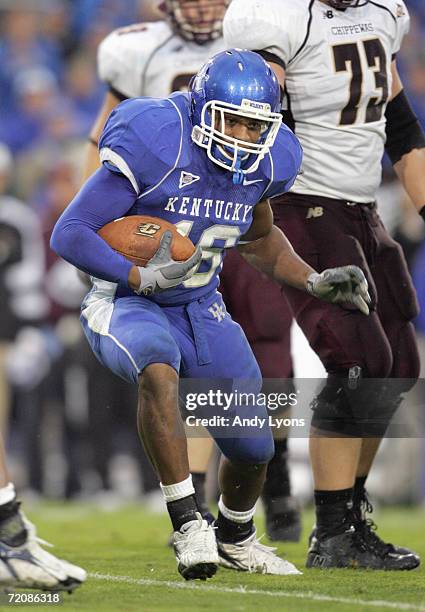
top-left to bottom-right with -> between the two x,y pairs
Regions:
164,196 -> 253,222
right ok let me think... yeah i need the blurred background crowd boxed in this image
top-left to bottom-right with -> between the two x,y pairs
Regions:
0,0 -> 424,510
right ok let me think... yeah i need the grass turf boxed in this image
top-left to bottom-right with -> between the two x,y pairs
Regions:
10,503 -> 425,612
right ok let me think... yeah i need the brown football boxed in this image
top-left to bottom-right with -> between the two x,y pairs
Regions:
98,215 -> 195,267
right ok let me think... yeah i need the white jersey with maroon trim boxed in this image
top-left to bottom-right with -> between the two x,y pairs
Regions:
224,0 -> 409,202
98,20 -> 225,99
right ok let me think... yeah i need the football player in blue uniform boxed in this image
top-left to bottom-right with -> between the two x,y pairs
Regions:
51,50 -> 370,580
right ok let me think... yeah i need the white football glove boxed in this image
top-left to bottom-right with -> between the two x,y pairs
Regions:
306,265 -> 371,315
136,231 -> 202,296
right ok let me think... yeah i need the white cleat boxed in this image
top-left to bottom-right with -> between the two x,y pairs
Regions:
173,513 -> 219,581
0,513 -> 86,592
217,529 -> 302,575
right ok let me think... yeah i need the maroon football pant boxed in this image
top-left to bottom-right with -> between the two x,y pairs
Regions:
271,192 -> 419,382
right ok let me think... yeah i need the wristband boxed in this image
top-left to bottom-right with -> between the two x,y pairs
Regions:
306,272 -> 319,295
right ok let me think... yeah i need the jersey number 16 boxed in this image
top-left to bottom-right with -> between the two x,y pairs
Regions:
175,221 -> 241,288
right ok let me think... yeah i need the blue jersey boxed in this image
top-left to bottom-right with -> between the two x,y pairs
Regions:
52,92 -> 302,306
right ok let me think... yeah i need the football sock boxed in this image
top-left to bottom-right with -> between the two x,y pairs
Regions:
262,438 -> 291,499
191,472 -> 209,516
352,475 -> 368,510
167,495 -> 199,531
216,497 -> 255,543
0,489 -> 27,547
314,488 -> 353,539
160,475 -> 199,531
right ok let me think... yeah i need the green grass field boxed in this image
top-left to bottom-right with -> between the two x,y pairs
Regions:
12,503 -> 425,612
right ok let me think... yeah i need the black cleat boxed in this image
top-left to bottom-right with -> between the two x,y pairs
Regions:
179,562 -> 217,581
352,495 -> 420,566
306,526 -> 420,570
263,495 -> 302,542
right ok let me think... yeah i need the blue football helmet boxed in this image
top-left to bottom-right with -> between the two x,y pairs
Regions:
190,49 -> 282,183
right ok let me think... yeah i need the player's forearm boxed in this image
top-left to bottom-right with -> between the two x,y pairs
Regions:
385,84 -> 425,217
238,225 -> 315,290
51,218 -> 133,285
51,167 -> 136,286
394,148 -> 425,215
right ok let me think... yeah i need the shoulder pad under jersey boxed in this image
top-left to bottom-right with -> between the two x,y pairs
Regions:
224,0 -> 309,67
99,94 -> 189,195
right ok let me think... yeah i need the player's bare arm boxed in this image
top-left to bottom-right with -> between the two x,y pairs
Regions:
389,61 -> 425,217
237,199 -> 313,291
238,200 -> 370,315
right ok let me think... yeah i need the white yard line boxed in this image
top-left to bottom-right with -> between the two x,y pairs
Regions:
90,572 -> 425,611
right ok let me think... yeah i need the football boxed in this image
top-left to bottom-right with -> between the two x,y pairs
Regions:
97,215 -> 196,267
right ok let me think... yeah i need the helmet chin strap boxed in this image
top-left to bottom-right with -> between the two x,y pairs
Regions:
232,153 -> 244,185
214,143 -> 246,184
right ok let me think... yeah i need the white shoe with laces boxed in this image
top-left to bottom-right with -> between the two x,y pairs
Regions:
173,513 -> 219,580
0,512 -> 86,591
217,529 -> 302,575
